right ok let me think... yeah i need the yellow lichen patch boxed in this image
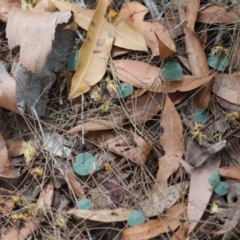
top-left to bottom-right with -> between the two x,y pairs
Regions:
55,216 -> 66,229
12,195 -> 28,207
191,123 -> 208,144
211,201 -> 223,214
11,213 -> 29,222
226,111 -> 240,126
24,142 -> 36,163
30,166 -> 44,178
211,45 -> 229,56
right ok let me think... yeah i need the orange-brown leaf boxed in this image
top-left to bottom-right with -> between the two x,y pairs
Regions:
219,166 -> 240,180
6,140 -> 28,157
186,0 -> 200,31
155,95 -> 183,188
66,172 -> 85,198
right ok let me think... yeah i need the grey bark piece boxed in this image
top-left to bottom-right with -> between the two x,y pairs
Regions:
12,29 -> 75,117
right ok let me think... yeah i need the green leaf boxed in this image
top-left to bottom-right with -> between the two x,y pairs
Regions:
208,54 -> 228,72
76,198 -> 92,210
208,170 -> 220,188
73,152 -> 100,176
127,210 -> 146,227
162,62 -> 183,81
214,181 -> 229,196
117,83 -> 133,98
68,50 -> 79,71
193,108 -> 211,123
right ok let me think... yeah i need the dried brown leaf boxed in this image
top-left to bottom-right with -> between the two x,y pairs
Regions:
33,0 -> 56,12
186,0 -> 200,31
69,0 -> 114,99
6,9 -> 72,73
212,74 -> 240,106
0,134 -> 15,178
120,1 -> 173,56
6,139 -> 28,157
187,158 -> 220,234
0,0 -> 19,22
122,203 -> 186,240
219,166 -> 240,180
67,172 -> 85,198
155,95 -> 183,188
197,5 -> 240,24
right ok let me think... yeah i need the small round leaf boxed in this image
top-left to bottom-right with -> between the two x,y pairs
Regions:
162,62 -> 183,81
214,181 -> 229,196
76,198 -> 92,210
127,210 -> 146,227
208,54 -> 228,72
193,108 -> 211,123
73,153 -> 100,176
117,83 -> 133,98
208,170 -> 220,188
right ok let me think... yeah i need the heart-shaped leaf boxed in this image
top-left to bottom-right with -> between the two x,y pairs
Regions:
193,108 -> 211,123
127,210 -> 146,226
208,170 -> 220,188
214,181 -> 229,196
68,50 -> 79,71
208,54 -> 228,72
117,83 -> 133,98
73,152 -> 100,176
162,62 -> 183,81
76,198 -> 92,210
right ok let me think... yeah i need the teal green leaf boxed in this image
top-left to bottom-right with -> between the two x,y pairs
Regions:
208,54 -> 228,72
193,108 -> 211,123
214,181 -> 229,196
127,210 -> 146,227
208,170 -> 220,188
68,50 -> 79,71
162,62 -> 183,81
117,83 -> 133,98
73,152 -> 100,176
76,198 -> 92,210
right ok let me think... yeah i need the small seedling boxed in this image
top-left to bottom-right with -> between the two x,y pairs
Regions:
127,210 -> 146,227
117,83 -> 133,98
67,50 -> 79,71
76,198 -> 92,210
193,108 -> 211,123
162,61 -> 183,81
73,152 -> 100,176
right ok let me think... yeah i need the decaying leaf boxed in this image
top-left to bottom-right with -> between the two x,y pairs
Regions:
187,157 -> 220,234
0,133 -> 15,178
212,74 -> 240,106
197,4 -> 240,24
120,1 -> 174,56
219,166 -> 240,180
122,203 -> 186,240
68,182 -> 189,221
86,128 -> 152,164
52,0 -> 147,51
69,0 -> 114,99
6,139 -> 28,157
186,0 -> 200,31
66,172 -> 85,199
6,8 -> 72,73
0,0 -> 19,22
154,95 -> 183,189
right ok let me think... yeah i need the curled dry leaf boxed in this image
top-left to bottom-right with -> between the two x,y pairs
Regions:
0,0 -> 19,22
69,0 -> 114,99
197,5 -> 240,24
212,74 -> 240,106
187,157 -> 220,234
0,134 -> 15,178
66,172 -> 85,199
33,0 -> 56,12
154,95 -> 183,189
52,0 -> 147,51
68,182 -> 189,221
1,182 -> 54,240
6,139 -> 28,157
122,203 -> 186,240
186,0 -> 200,31
6,8 -> 72,74
120,1 -> 174,56
219,166 -> 240,180
86,128 -> 152,164
171,221 -> 189,240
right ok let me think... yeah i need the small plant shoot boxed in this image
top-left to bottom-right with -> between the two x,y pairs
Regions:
162,62 -> 183,81
127,210 -> 146,226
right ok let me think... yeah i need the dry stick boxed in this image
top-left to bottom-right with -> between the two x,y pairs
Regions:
222,125 -> 240,141
142,0 -> 160,19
